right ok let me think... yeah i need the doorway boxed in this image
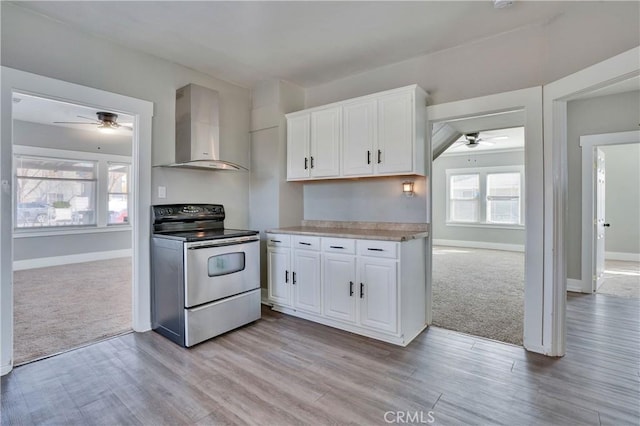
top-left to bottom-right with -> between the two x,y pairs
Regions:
431,120 -> 526,345
1,66 -> 153,375
579,135 -> 640,299
11,93 -> 134,364
426,87 -> 544,353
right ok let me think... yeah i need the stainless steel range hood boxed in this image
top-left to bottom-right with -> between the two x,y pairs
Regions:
162,84 -> 247,171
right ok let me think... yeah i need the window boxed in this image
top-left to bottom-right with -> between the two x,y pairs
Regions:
446,166 -> 524,227
15,156 -> 97,228
449,174 -> 480,222
108,163 -> 130,225
13,146 -> 132,232
486,173 -> 521,224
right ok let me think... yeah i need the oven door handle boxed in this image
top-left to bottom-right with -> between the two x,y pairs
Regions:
187,240 -> 256,250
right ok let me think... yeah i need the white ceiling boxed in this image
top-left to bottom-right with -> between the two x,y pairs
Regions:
12,92 -> 134,135
14,1 -> 575,88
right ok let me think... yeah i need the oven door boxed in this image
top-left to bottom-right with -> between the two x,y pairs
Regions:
184,237 -> 259,308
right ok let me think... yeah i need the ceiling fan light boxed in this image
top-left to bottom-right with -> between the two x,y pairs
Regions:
97,123 -> 116,134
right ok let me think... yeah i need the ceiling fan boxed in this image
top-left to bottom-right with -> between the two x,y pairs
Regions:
453,132 -> 505,149
54,111 -> 132,131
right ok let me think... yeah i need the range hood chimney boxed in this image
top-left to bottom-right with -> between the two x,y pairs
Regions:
164,84 -> 247,171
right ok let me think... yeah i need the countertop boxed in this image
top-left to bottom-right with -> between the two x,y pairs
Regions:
266,220 -> 429,242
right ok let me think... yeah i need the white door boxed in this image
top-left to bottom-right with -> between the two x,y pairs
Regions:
595,148 -> 607,291
293,250 -> 321,313
342,99 -> 376,176
377,92 -> 413,174
358,257 -> 397,333
323,253 -> 357,323
267,247 -> 291,306
287,114 -> 310,180
310,107 -> 341,178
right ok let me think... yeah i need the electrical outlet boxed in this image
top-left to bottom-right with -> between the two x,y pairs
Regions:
158,186 -> 167,199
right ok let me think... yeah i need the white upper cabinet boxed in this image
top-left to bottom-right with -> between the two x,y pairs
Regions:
287,106 -> 341,180
310,107 -> 341,178
342,99 -> 376,176
286,85 -> 427,181
377,91 -> 414,175
286,114 -> 310,180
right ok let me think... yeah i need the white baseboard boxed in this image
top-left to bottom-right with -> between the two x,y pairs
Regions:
605,251 -> 640,262
13,249 -> 132,271
433,239 -> 524,252
566,278 -> 589,293
1,363 -> 13,376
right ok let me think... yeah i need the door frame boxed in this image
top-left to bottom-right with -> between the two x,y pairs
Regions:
1,67 -> 154,375
579,131 -> 640,294
543,46 -> 639,357
426,87 -> 545,354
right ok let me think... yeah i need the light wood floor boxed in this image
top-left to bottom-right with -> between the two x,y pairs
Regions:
2,293 -> 639,425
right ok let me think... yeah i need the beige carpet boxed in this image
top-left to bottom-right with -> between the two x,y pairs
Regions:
13,257 -> 132,365
598,259 -> 640,298
432,246 -> 524,346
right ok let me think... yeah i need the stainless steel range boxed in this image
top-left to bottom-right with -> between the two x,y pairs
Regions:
150,204 -> 260,347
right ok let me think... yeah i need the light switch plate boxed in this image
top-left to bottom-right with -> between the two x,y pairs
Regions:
158,186 -> 167,199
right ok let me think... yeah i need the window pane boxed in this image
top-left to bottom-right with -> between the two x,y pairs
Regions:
487,173 -> 521,224
487,173 -> 520,197
15,156 -> 96,228
450,174 -> 479,200
451,200 -> 479,222
449,174 -> 479,222
108,163 -> 130,225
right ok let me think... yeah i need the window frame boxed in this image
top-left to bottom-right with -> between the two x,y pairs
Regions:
13,145 -> 132,235
445,165 -> 525,228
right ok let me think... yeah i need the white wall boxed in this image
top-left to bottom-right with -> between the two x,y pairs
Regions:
250,80 -> 305,288
599,143 -> 640,257
303,176 -> 427,223
1,3 -> 252,229
566,91 -> 640,279
432,150 -> 525,247
14,120 -> 132,156
304,2 -> 639,107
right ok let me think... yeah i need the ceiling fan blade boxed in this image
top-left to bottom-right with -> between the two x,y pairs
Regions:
53,121 -> 98,125
77,115 -> 99,121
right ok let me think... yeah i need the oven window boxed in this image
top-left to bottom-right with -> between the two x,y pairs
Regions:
208,252 -> 245,277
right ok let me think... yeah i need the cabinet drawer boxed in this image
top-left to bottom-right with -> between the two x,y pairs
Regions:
293,235 -> 320,250
322,238 -> 356,254
266,234 -> 290,248
357,240 -> 398,259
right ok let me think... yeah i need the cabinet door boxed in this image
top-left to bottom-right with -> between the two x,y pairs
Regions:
358,257 -> 397,333
342,99 -> 376,176
267,247 -> 291,306
310,107 -> 341,178
323,253 -> 357,323
377,91 -> 413,174
287,114 -> 310,180
293,250 -> 321,314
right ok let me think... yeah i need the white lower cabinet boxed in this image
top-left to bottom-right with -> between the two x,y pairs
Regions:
267,233 -> 426,346
358,257 -> 397,334
323,253 -> 357,323
267,246 -> 291,306
267,234 -> 321,314
292,249 -> 321,314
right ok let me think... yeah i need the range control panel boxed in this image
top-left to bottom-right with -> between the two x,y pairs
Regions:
152,204 -> 225,223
